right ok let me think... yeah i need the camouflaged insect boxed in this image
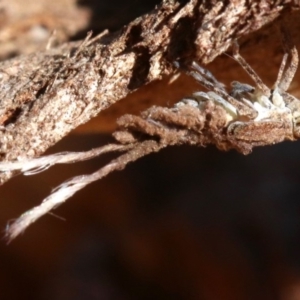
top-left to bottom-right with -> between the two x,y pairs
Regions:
174,39 -> 300,154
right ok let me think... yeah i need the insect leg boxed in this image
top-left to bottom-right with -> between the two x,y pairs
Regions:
189,63 -> 256,118
232,41 -> 270,96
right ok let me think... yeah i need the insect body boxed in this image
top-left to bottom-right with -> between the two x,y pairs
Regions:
182,37 -> 300,153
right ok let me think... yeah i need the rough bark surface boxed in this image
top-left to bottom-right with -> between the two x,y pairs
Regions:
0,0 -> 299,184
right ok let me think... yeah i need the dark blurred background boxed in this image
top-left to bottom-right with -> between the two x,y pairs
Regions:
1,0 -> 300,299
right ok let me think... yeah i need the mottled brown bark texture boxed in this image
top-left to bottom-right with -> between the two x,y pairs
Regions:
0,0 -> 299,184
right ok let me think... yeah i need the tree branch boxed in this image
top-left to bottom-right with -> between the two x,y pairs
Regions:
0,0 -> 298,186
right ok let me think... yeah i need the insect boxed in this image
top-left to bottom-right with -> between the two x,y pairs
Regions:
173,33 -> 300,154
114,32 -> 300,154
131,32 -> 300,154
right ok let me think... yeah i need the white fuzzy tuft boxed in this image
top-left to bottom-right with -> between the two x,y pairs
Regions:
0,144 -> 130,175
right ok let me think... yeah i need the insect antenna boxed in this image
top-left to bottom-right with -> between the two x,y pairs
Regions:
232,41 -> 270,96
274,52 -> 288,89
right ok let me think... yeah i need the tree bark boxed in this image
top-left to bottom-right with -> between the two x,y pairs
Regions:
0,0 -> 299,184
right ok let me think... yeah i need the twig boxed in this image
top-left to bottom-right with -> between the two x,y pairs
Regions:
0,144 -> 133,175
4,98 -> 225,241
5,140 -> 164,241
